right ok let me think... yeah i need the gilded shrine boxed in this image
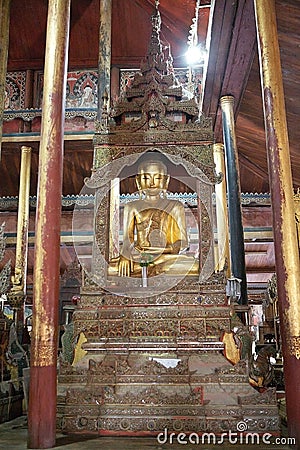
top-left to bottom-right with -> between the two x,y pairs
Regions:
57,6 -> 280,436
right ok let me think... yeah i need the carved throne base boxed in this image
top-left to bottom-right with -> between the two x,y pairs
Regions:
57,278 -> 280,436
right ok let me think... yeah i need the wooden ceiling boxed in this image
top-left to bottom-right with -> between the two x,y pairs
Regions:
1,0 -> 300,198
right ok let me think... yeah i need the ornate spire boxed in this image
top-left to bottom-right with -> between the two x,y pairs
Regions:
139,0 -> 173,76
101,0 -> 204,134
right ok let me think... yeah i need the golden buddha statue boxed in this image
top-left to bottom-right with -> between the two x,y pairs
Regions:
110,153 -> 198,278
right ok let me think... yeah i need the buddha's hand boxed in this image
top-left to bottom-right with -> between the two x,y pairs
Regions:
118,255 -> 133,277
165,240 -> 182,254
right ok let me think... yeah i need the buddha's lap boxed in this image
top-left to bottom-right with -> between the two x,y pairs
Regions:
108,253 -> 198,276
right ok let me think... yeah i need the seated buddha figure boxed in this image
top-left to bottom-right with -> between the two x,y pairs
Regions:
115,153 -> 198,278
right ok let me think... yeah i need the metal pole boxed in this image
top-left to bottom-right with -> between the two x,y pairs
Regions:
254,0 -> 300,442
27,0 -> 70,447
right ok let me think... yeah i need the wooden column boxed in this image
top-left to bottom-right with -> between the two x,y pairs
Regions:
97,0 -> 112,122
14,146 -> 31,294
27,0 -> 70,448
213,143 -> 230,276
254,0 -> 300,443
0,0 -> 10,157
220,95 -> 248,305
8,146 -> 31,331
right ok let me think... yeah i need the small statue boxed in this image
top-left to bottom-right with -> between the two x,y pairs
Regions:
221,314 -> 254,365
249,345 -> 276,391
6,322 -> 29,378
10,269 -> 23,288
60,322 -> 76,365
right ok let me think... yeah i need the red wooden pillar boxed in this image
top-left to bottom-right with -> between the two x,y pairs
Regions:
27,0 -> 70,448
254,0 -> 300,444
0,0 -> 10,156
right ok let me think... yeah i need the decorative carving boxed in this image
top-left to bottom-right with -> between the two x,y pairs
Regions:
0,223 -> 11,296
0,261 -> 11,297
58,361 -> 87,384
288,335 -> 300,359
3,107 -> 97,122
240,417 -> 281,432
180,320 -> 206,338
110,385 -> 203,406
95,417 -> 205,434
65,387 -> 103,405
4,71 -> 26,110
118,358 -> 190,376
87,145 -> 217,191
60,323 -> 76,364
60,259 -> 82,287
238,387 -> 277,405
0,192 -> 271,212
283,310 -> 300,359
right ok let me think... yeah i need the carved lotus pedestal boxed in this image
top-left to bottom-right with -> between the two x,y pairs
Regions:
57,277 -> 280,436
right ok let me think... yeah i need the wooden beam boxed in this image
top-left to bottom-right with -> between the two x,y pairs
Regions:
202,0 -> 257,141
201,0 -> 237,121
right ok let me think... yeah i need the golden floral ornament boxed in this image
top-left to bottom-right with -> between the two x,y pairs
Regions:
289,335 -> 300,359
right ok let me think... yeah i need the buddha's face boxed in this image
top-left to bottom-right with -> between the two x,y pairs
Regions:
136,161 -> 169,196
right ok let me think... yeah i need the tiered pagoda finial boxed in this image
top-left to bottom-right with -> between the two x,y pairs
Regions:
105,3 -> 201,134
